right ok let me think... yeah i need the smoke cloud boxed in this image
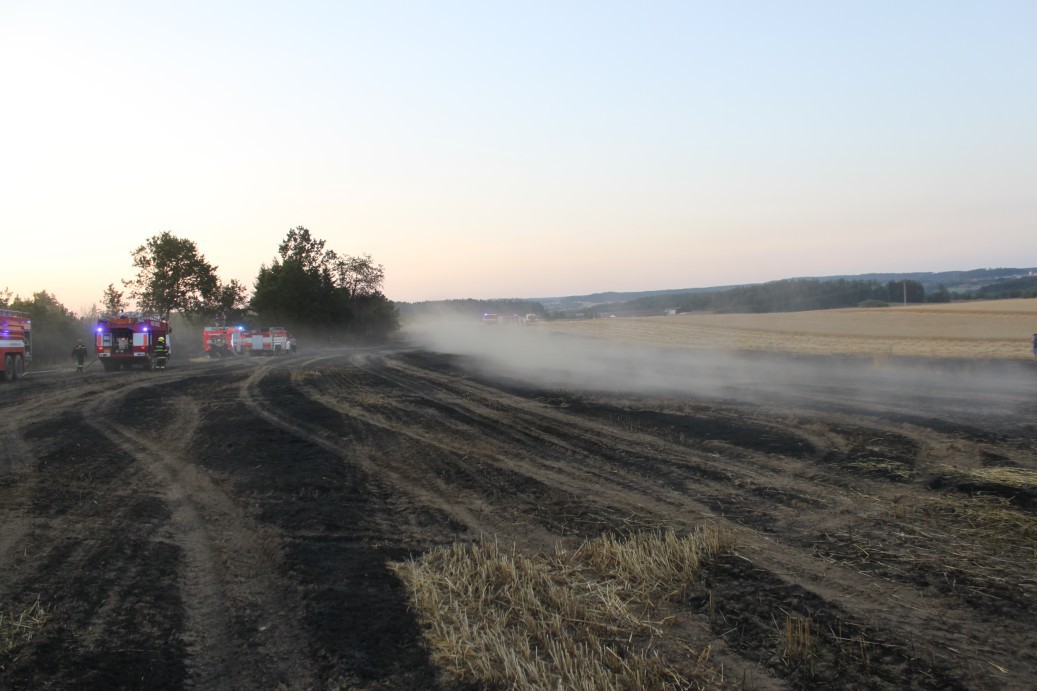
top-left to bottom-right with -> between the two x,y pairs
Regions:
403,314 -> 1033,425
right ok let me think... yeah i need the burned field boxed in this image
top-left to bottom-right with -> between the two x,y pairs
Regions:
1,343 -> 1035,689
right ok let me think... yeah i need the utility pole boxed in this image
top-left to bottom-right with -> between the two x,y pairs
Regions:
903,279 -> 907,305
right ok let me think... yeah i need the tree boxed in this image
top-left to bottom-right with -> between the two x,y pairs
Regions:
885,280 -> 925,304
251,227 -> 398,341
278,226 -> 335,271
927,283 -> 952,303
125,231 -> 219,320
252,226 -> 338,329
10,291 -> 84,364
204,278 -> 249,326
101,283 -> 126,315
349,293 -> 400,340
334,254 -> 385,298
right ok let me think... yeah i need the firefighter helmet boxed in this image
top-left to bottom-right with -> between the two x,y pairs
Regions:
158,337 -> 165,342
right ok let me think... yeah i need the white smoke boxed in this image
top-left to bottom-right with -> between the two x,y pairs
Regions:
402,313 -> 1032,424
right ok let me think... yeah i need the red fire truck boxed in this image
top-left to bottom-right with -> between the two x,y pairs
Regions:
95,314 -> 172,371
245,326 -> 295,356
0,308 -> 32,382
203,326 -> 244,358
481,313 -> 522,326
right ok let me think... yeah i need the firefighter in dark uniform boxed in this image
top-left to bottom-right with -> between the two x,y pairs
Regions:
154,336 -> 170,370
71,340 -> 88,372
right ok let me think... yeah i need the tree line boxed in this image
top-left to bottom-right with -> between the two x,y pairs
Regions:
395,298 -> 549,322
2,226 -> 399,364
585,278 -> 939,317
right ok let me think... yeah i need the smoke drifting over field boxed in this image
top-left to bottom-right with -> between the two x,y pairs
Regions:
403,316 -> 1033,422
406,317 -> 756,398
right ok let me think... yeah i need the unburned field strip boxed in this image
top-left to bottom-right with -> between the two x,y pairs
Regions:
539,298 -> 1037,360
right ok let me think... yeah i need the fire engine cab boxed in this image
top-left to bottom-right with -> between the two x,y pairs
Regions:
0,308 -> 32,382
96,314 -> 171,371
203,326 -> 244,358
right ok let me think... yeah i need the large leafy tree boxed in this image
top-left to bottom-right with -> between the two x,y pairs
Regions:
333,253 -> 384,298
125,231 -> 219,320
251,226 -> 338,328
332,253 -> 397,338
252,226 -> 398,340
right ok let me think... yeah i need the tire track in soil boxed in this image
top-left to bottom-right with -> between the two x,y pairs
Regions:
0,413 -> 39,561
346,350 -> 845,534
347,352 -> 731,515
319,350 -> 900,551
288,361 -> 618,546
83,370 -> 317,689
234,355 -> 445,687
0,371 -> 165,612
0,421 -> 187,689
240,355 -> 533,545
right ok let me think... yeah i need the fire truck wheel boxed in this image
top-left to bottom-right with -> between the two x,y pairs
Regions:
3,356 -> 13,382
13,355 -> 23,379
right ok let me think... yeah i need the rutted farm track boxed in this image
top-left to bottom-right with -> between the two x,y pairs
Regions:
1,346 -> 1036,688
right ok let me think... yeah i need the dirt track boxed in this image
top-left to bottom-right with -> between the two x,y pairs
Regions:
1,342 -> 1036,689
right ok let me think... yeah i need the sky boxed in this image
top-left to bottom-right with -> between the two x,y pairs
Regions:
2,1 -> 1035,315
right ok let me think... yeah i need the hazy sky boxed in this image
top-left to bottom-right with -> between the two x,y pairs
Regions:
2,1 -> 1035,314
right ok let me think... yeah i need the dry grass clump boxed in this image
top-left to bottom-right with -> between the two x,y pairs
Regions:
916,495 -> 1037,597
817,492 -> 1037,615
782,612 -> 813,659
0,597 -> 47,654
391,527 -> 732,690
961,466 -> 1037,490
874,494 -> 1034,591
918,495 -> 1037,550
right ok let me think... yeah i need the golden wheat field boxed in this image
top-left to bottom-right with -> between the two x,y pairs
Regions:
540,298 -> 1037,360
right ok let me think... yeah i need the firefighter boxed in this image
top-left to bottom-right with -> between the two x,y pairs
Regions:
71,339 -> 88,372
154,336 -> 170,370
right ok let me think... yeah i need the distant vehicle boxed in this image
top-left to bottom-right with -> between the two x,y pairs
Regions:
96,314 -> 171,371
0,308 -> 32,382
245,326 -> 295,355
482,313 -> 523,326
203,325 -> 245,358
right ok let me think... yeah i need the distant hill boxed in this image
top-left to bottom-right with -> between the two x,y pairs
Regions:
806,268 -> 1037,293
532,286 -> 735,313
530,268 -> 1037,314
396,267 -> 1037,318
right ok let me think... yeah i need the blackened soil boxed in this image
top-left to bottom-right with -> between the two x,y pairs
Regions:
1,346 -> 1035,689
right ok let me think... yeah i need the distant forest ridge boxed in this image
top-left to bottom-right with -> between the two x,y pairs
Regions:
397,267 -> 1037,319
